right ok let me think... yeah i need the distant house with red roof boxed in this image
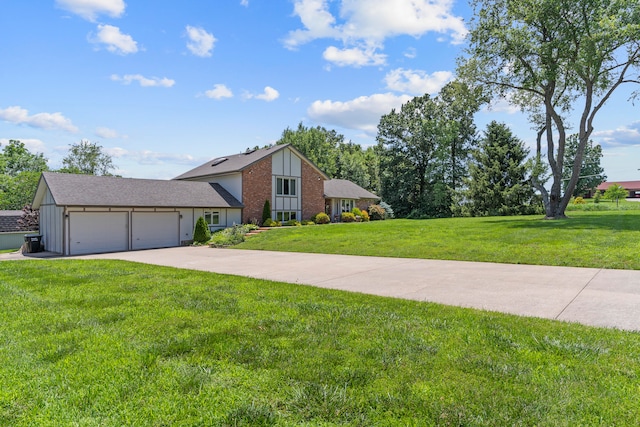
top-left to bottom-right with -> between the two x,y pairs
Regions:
596,181 -> 640,198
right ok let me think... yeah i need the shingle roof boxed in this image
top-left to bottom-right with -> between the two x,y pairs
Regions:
174,144 -> 287,180
323,179 -> 379,200
596,181 -> 640,191
33,172 -> 243,209
0,210 -> 26,232
173,144 -> 329,180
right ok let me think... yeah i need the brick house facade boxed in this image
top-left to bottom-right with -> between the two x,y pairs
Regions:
241,156 -> 272,223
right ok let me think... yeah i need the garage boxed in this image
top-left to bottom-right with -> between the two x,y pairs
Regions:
132,212 -> 179,250
69,212 -> 129,255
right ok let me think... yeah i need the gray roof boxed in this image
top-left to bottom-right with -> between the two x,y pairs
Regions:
174,144 -> 329,180
0,210 -> 26,232
33,172 -> 243,209
324,179 -> 379,200
174,145 -> 288,180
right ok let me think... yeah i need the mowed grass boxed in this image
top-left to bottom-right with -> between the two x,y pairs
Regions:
239,210 -> 640,270
2,260 -> 640,425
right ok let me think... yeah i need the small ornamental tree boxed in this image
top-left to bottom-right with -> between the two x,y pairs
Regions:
17,204 -> 39,231
262,199 -> 271,225
193,216 -> 211,244
604,184 -> 628,208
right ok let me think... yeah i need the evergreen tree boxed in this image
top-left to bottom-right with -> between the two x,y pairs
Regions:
463,121 -> 539,216
562,135 -> 606,197
193,216 -> 211,244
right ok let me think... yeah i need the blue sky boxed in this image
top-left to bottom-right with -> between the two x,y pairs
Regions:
1,0 -> 639,181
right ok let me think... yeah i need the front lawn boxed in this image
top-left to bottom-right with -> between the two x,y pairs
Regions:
240,210 -> 640,270
1,260 -> 640,425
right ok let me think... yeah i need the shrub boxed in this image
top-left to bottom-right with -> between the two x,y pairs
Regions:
359,210 -> 370,222
261,200 -> 271,225
379,201 -> 395,219
341,212 -> 356,222
594,190 -> 602,204
263,218 -> 280,227
351,207 -> 362,217
368,204 -> 386,221
209,224 -> 258,247
301,220 -> 315,226
574,197 -> 586,205
284,220 -> 301,227
193,216 -> 211,244
313,212 -> 330,224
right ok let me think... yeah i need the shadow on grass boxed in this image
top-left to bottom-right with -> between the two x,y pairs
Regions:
484,212 -> 640,232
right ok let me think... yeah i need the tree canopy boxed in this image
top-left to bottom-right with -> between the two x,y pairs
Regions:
0,140 -> 49,210
60,140 -> 116,176
459,0 -> 640,218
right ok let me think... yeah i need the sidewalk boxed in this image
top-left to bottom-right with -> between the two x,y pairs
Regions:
3,246 -> 640,331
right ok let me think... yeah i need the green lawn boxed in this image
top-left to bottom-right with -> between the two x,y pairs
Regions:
239,210 -> 640,270
1,259 -> 639,425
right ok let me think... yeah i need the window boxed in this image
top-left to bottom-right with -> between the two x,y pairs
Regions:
275,211 -> 297,222
276,177 -> 296,196
204,211 -> 220,226
341,199 -> 354,213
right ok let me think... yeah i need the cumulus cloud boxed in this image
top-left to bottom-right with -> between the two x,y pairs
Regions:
323,46 -> 386,67
244,86 -> 280,102
308,92 -> 412,135
205,84 -> 233,100
0,106 -> 78,133
384,68 -> 452,95
56,0 -> 125,22
185,25 -> 216,57
284,0 -> 467,59
0,138 -> 47,154
95,127 -> 127,139
104,147 -> 207,166
111,74 -> 175,87
593,122 -> 640,146
90,24 -> 138,55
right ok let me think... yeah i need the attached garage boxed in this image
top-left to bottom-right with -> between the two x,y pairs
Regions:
33,172 -> 244,256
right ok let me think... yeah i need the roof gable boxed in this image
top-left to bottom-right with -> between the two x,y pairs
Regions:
324,179 -> 379,200
33,172 -> 243,209
174,144 -> 329,180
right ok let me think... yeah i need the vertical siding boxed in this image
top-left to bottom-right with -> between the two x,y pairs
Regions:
39,188 -> 64,254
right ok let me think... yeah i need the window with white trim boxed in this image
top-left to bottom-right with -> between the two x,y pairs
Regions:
276,177 -> 296,196
275,211 -> 297,222
341,199 -> 354,213
204,211 -> 220,226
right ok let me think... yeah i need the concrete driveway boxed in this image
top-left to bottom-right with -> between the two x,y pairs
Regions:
66,246 -> 640,332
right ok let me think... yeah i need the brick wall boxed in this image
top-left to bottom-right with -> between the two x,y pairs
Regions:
242,157 -> 272,224
301,162 -> 326,221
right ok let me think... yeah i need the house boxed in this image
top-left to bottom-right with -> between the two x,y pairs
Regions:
32,173 -> 242,255
324,179 -> 380,220
33,144 -> 380,256
596,181 -> 640,198
0,210 -> 35,250
174,144 -> 329,223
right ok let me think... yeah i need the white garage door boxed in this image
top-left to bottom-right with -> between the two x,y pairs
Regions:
69,212 -> 129,255
131,212 -> 179,250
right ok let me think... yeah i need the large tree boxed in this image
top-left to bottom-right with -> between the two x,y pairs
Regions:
562,135 -> 606,197
0,140 -> 49,209
459,0 -> 640,218
60,140 -> 116,176
276,123 -> 342,178
462,121 -> 540,216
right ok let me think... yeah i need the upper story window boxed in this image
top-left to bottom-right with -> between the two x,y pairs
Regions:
276,177 -> 296,196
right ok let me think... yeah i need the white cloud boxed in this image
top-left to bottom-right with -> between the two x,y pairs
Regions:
205,84 -> 233,100
593,122 -> 640,146
56,0 -> 125,22
104,147 -> 207,166
244,86 -> 280,102
308,92 -> 412,135
95,127 -> 127,139
284,0 -> 467,54
111,74 -> 175,87
240,0 -> 249,6
185,25 -> 216,57
384,68 -> 452,95
0,106 -> 78,133
90,24 -> 138,55
404,47 -> 417,59
323,46 -> 386,67
482,95 -> 521,114
0,138 -> 47,154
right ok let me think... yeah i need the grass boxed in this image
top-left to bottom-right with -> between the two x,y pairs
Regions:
0,248 -> 19,254
240,210 -> 640,270
1,259 -> 640,425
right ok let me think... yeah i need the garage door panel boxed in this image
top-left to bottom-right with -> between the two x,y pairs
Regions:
69,212 -> 129,255
132,212 -> 179,250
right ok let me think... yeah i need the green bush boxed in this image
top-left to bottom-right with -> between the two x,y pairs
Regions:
351,207 -> 362,216
368,204 -> 386,221
263,218 -> 281,227
261,200 -> 271,225
341,212 -> 356,222
313,212 -> 330,224
593,190 -> 602,204
193,216 -> 211,244
301,220 -> 315,225
574,197 -> 586,205
379,201 -> 395,219
209,224 -> 258,247
284,219 -> 301,226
